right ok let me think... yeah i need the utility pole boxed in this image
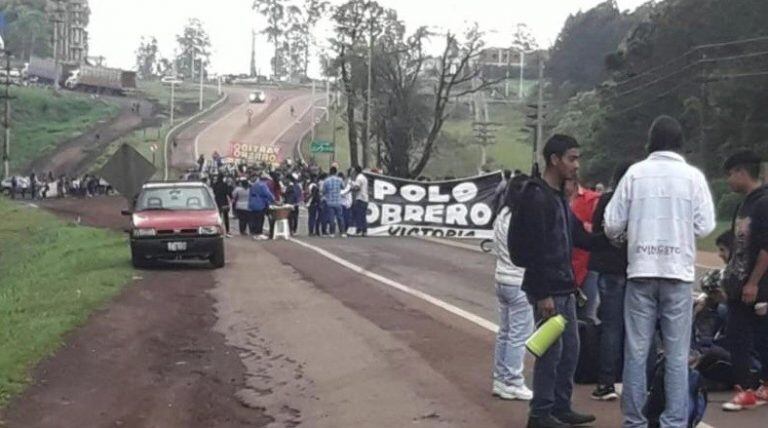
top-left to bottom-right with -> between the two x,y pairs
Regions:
311,80 -> 316,141
51,0 -> 65,91
535,56 -> 544,174
250,29 -> 257,77
198,59 -> 204,111
473,121 -> 500,173
519,50 -> 525,100
1,52 -> 14,179
170,81 -> 176,127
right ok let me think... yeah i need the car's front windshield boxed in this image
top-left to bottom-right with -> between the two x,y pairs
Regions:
135,186 -> 215,211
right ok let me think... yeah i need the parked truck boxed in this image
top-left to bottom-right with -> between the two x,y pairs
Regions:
65,64 -> 136,95
27,56 -> 136,95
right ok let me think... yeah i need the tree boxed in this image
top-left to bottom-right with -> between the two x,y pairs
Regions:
510,23 -> 538,52
135,36 -> 159,78
175,18 -> 211,79
0,0 -> 51,60
372,24 -> 503,177
330,0 -> 384,167
253,0 -> 287,78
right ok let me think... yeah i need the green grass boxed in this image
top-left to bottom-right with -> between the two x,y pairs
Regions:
697,221 -> 730,253
0,199 -> 133,405
9,86 -> 120,174
90,124 -> 169,180
136,80 -> 220,117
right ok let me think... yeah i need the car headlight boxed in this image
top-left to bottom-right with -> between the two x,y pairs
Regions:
198,226 -> 221,235
133,228 -> 156,237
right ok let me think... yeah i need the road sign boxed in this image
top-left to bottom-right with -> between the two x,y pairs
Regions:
99,143 -> 156,201
310,140 -> 334,154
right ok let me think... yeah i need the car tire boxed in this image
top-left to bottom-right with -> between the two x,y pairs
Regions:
210,241 -> 225,269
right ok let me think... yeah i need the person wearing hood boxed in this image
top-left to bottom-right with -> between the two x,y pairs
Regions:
720,149 -> 768,411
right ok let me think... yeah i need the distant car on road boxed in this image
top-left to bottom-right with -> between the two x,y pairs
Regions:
248,90 -> 266,103
160,75 -> 183,85
123,181 -> 225,269
1,176 -> 29,195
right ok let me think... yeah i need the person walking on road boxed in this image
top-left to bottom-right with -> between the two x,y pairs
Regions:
351,165 -> 369,236
720,150 -> 768,411
248,174 -> 275,241
322,166 -> 346,237
212,175 -> 234,238
604,116 -> 716,428
517,135 -> 602,428
232,179 -> 252,236
589,162 -> 632,402
492,182 -> 534,402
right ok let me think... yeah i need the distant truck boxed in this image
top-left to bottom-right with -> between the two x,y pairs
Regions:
65,64 -> 136,95
27,56 -> 136,96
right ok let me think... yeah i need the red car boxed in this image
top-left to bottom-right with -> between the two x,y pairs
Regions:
123,181 -> 225,268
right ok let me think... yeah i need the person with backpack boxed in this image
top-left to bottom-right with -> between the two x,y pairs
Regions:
720,150 -> 768,411
604,116 -> 716,428
492,174 -> 534,402
513,135 -> 604,428
589,162 -> 632,401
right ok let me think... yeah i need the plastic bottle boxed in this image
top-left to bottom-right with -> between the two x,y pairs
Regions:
526,314 -> 568,358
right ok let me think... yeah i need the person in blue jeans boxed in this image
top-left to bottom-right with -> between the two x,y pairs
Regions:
588,161 -> 632,401
516,135 -> 605,428
492,201 -> 534,401
605,116 -> 716,428
322,166 -> 347,237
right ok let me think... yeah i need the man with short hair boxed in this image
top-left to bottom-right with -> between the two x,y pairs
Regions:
720,149 -> 768,411
351,165 -> 369,236
322,166 -> 347,237
605,115 -> 716,428
517,134 -> 600,428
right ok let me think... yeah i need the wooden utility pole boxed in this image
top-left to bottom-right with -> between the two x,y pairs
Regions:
1,52 -> 15,179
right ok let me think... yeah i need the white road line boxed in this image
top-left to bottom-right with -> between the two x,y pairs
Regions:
289,237 -> 499,333
194,100 -> 249,160
269,95 -> 325,147
289,237 -> 718,428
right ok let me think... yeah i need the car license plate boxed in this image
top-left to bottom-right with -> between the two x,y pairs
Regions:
167,241 -> 187,252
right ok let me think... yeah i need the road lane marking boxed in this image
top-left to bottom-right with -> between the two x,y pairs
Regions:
288,237 -> 717,428
289,237 -> 499,333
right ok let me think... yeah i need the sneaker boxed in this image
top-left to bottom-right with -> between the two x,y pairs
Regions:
526,415 -> 568,428
722,386 -> 758,411
591,384 -> 618,401
755,382 -> 768,405
225,233 -> 233,238
492,380 -> 533,401
258,234 -> 269,241
341,233 -> 349,238
552,410 -> 596,426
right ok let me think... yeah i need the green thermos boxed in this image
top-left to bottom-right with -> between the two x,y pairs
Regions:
526,314 -> 568,358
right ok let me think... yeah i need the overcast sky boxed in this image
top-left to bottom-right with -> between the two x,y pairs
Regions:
88,0 -> 652,75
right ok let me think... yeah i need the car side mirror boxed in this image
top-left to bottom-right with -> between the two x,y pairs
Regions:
121,209 -> 132,216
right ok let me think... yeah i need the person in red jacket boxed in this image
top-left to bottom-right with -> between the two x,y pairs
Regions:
566,180 -> 601,323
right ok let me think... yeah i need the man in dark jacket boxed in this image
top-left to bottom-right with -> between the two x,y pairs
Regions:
517,135 -> 600,428
212,175 -> 233,238
589,161 -> 632,401
720,150 -> 768,411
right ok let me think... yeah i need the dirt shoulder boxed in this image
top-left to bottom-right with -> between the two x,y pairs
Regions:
1,197 -> 270,428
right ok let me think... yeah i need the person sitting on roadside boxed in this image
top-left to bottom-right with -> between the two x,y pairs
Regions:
720,150 -> 768,411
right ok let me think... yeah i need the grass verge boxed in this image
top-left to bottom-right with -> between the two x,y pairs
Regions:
0,199 -> 133,406
10,86 -> 120,174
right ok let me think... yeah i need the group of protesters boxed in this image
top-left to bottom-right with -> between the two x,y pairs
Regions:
490,115 -> 768,428
199,156 -> 371,240
6,171 -> 111,200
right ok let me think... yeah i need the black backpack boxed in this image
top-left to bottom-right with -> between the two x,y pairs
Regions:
505,174 -> 535,268
575,320 -> 601,384
645,355 -> 709,428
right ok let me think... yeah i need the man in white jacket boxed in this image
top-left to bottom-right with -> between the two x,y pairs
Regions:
604,116 -> 716,428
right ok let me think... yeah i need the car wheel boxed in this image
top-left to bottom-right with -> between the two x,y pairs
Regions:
210,242 -> 225,269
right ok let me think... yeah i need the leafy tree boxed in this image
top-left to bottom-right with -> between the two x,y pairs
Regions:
0,0 -> 51,60
253,0 -> 287,78
510,23 -> 538,52
135,36 -> 159,78
175,18 -> 211,79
